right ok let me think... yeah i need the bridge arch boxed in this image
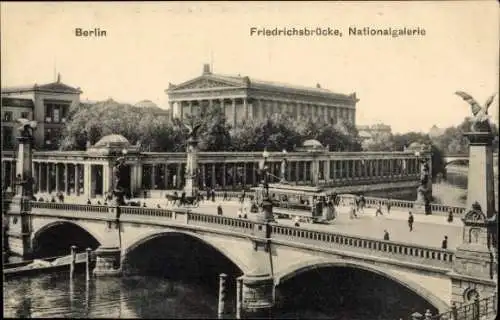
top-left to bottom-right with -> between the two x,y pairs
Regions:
275,258 -> 450,313
121,229 -> 250,275
31,220 -> 103,258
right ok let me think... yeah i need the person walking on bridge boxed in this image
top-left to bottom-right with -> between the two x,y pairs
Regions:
375,201 -> 383,216
408,211 -> 414,232
383,230 -> 390,241
441,236 -> 448,249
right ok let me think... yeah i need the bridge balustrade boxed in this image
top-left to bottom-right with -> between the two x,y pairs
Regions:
31,201 -> 109,213
270,224 -> 454,269
338,195 -> 466,216
119,206 -> 174,219
188,212 -> 257,235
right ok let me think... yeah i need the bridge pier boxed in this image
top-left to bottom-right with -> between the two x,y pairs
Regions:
239,273 -> 274,318
93,246 -> 122,276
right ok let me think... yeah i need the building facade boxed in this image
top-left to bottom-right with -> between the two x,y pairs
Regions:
166,64 -> 358,126
1,75 -> 82,150
2,134 -> 427,200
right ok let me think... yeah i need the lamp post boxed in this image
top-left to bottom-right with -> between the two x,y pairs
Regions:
280,149 -> 288,183
258,149 -> 274,223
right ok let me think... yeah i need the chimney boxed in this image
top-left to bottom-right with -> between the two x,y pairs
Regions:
203,64 -> 211,75
316,83 -> 321,88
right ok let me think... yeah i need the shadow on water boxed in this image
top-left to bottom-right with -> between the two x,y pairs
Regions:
274,267 -> 437,320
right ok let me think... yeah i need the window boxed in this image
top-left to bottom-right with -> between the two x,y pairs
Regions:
21,112 -> 30,119
3,111 -> 12,122
2,126 -> 15,149
44,101 -> 70,123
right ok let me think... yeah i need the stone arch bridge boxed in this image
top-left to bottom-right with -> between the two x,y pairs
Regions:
5,200 -> 497,316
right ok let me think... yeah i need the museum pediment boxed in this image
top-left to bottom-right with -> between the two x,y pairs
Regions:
169,76 -> 243,91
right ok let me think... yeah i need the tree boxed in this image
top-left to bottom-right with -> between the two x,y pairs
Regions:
361,131 -> 394,151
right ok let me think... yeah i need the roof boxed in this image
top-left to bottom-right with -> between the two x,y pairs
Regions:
93,134 -> 130,148
134,100 -> 159,108
2,80 -> 82,95
168,66 -> 358,102
1,97 -> 34,108
303,139 -> 324,148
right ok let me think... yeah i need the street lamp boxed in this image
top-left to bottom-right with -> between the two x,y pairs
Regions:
258,148 -> 274,223
280,149 -> 288,183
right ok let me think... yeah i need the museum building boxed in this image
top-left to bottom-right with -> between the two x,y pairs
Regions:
166,64 -> 358,126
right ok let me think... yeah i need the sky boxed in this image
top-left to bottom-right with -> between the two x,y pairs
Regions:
1,1 -> 498,133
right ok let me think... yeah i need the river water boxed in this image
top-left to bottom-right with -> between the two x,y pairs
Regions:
2,169 -> 493,319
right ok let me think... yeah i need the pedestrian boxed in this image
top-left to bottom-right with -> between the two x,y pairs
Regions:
86,198 -> 91,205
237,207 -> 242,218
223,191 -> 228,201
386,200 -> 391,214
143,190 -> 148,199
441,236 -> 448,249
143,202 -> 147,207
408,211 -> 414,232
384,230 -> 390,241
211,188 -> 216,202
447,210 -> 454,223
51,196 -> 56,203
294,216 -> 300,227
375,201 -> 383,216
217,204 -> 223,216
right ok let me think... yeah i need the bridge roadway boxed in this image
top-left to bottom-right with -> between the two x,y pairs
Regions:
47,194 -> 463,250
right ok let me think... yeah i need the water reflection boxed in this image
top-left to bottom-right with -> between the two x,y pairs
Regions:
3,272 -> 221,319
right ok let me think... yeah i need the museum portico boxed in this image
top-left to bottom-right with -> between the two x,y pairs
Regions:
166,64 -> 358,126
1,135 -> 425,200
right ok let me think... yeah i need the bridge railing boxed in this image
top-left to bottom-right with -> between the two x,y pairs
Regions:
30,201 -> 109,213
188,212 -> 257,235
337,194 -> 466,216
120,206 -> 174,219
429,294 -> 497,320
270,224 -> 454,269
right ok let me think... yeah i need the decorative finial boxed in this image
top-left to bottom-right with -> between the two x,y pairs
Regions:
57,73 -> 61,83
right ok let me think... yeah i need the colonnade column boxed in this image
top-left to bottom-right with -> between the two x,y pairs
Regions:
222,163 -> 226,188
211,164 -> 216,188
64,163 -> 69,195
83,164 -> 91,199
243,98 -> 249,120
243,163 -> 247,187
151,164 -> 156,189
232,99 -> 237,127
46,163 -> 51,193
38,163 -> 43,193
75,164 -> 80,196
55,163 -> 60,192
176,164 -> 182,189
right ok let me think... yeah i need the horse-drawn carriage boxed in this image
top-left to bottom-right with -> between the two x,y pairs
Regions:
165,192 -> 201,207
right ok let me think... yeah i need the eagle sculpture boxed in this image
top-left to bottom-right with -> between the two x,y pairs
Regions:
455,91 -> 496,132
17,118 -> 37,138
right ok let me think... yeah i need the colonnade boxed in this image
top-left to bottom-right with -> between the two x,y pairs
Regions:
171,97 -> 356,126
1,155 -> 422,199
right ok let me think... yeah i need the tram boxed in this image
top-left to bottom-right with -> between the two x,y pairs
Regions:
253,184 -> 337,223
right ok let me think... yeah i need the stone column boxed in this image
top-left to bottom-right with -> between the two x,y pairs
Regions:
151,164 -> 156,190
222,163 -> 227,188
55,163 -> 60,192
232,98 -> 237,127
83,163 -> 91,198
243,163 -> 247,187
75,164 -> 80,196
176,163 -> 182,189
243,98 -> 249,120
188,101 -> 193,117
64,163 -> 69,195
302,161 -> 307,183
211,164 -> 216,188
7,126 -> 36,258
178,101 -> 184,120
38,163 -> 43,192
169,101 -> 174,121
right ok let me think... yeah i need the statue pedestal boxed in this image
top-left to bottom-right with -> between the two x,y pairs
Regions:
464,132 -> 495,217
93,246 -> 122,277
184,138 -> 199,198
